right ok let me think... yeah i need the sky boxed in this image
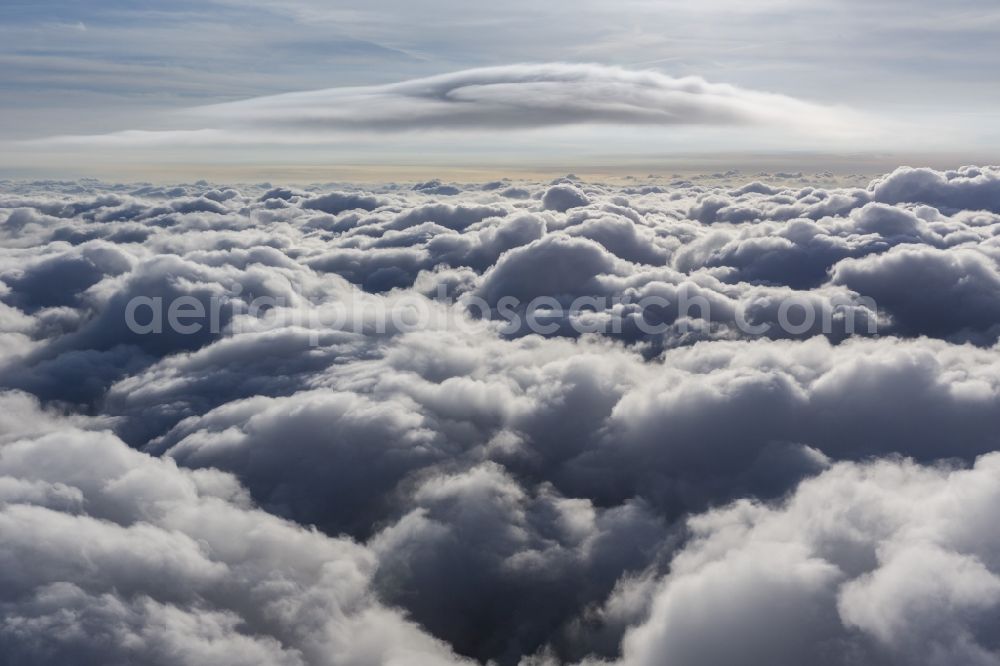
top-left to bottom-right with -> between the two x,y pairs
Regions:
2,0 -> 999,177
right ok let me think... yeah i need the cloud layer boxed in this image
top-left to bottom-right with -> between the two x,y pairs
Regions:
1,165 -> 1000,664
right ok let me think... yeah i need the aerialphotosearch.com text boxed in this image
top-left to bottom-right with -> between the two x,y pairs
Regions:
124,283 -> 879,345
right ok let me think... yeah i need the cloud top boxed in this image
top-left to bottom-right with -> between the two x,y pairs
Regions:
2,166 -> 999,665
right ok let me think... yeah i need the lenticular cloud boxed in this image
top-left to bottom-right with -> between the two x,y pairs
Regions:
196,64 -> 848,132
1,165 -> 1000,665
34,64 -> 857,146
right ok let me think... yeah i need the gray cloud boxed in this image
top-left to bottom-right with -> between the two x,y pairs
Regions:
870,165 -> 1000,214
592,453 -> 1000,666
34,64 -> 858,146
195,64 -> 854,133
0,392 -> 469,666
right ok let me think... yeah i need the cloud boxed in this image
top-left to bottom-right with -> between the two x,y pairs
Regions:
871,165 -> 1000,213
831,244 -> 1000,340
0,391 -> 470,666
2,166 -> 1000,664
195,64 -> 857,134
542,184 -> 591,213
31,64 -> 860,146
600,453 -> 1000,666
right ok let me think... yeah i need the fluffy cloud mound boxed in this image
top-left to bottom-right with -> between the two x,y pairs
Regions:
870,165 -> 1000,213
1,165 -> 999,665
0,392 -> 468,666
601,454 -> 1000,666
